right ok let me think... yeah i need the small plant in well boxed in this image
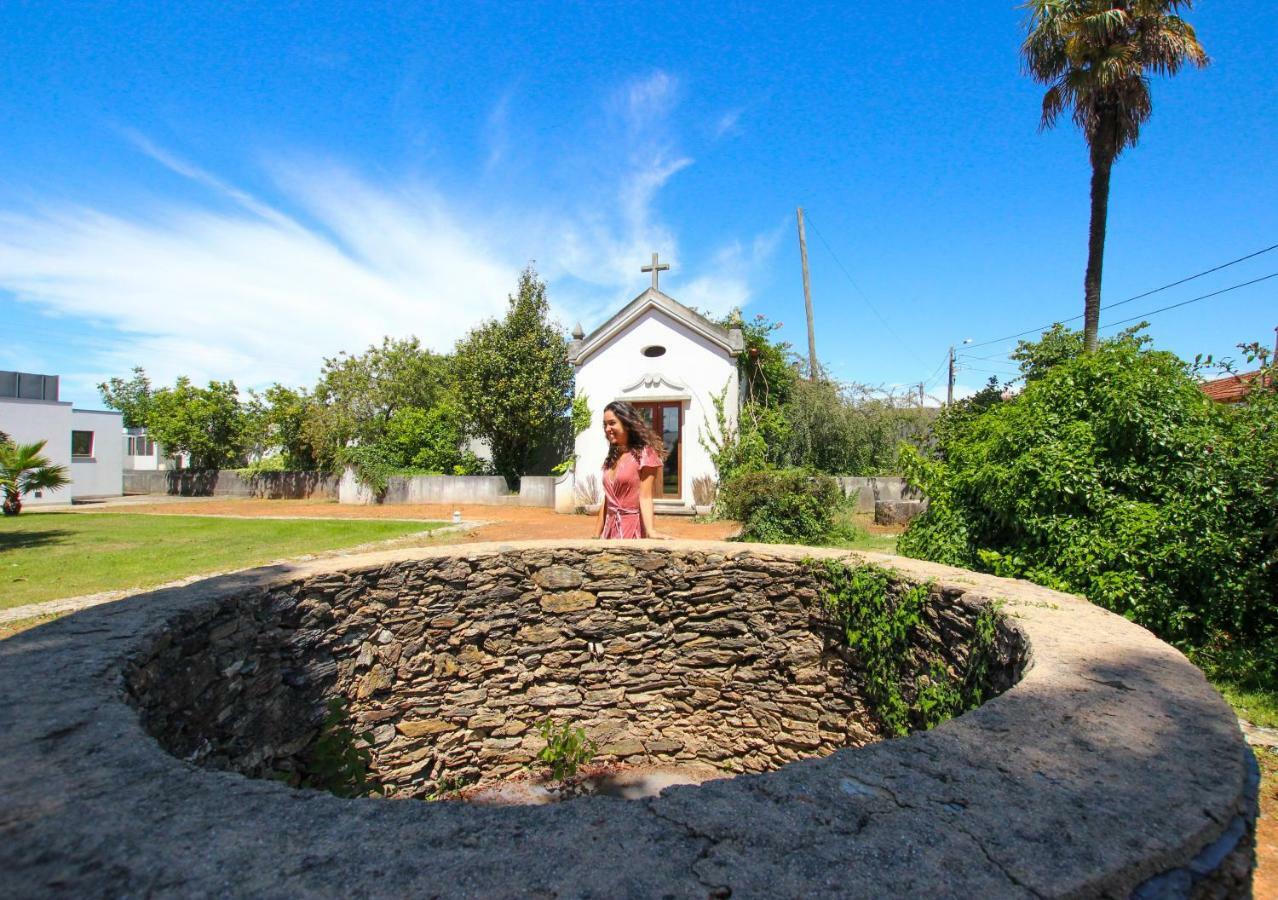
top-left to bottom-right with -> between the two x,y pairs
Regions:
536,719 -> 598,781
296,697 -> 384,798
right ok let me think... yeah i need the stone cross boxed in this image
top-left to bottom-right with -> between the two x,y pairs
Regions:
641,252 -> 670,290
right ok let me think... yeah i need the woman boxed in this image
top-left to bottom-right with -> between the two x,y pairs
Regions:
594,400 -> 671,539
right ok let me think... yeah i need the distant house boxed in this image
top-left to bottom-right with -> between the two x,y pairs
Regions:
1200,369 -> 1271,404
568,260 -> 744,510
0,370 -> 123,505
123,427 -> 179,471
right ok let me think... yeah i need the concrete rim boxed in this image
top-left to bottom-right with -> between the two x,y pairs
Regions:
0,540 -> 1256,898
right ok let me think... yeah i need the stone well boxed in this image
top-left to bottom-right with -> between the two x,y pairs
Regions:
0,540 -> 1258,898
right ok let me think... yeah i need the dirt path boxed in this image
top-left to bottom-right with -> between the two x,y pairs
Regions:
72,498 -> 743,542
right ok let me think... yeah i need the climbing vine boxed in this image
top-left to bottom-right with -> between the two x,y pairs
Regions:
815,561 -> 999,736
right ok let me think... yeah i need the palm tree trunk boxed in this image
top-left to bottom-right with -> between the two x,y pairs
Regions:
1083,142 -> 1115,353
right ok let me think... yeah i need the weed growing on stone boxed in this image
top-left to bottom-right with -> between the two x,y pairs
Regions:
426,773 -> 476,801
816,561 -> 999,736
536,719 -> 597,781
296,698 -> 384,798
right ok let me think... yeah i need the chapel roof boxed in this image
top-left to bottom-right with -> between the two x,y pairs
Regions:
568,287 -> 745,366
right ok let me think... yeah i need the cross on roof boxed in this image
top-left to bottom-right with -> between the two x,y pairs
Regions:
641,251 -> 670,290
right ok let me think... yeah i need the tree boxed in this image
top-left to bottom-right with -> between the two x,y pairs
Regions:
452,266 -> 573,485
98,367 -> 154,429
148,378 -> 248,469
0,439 -> 71,515
1022,0 -> 1207,351
248,384 -> 320,469
305,337 -> 451,468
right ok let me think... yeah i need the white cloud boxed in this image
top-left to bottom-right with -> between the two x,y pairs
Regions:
713,108 -> 743,139
0,70 -> 780,399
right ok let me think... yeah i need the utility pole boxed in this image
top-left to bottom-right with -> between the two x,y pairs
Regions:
947,338 -> 972,406
918,383 -> 925,407
796,207 -> 817,380
947,346 -> 956,406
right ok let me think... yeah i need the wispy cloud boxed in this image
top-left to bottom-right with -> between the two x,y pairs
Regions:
713,108 -> 743,140
0,70 -> 780,402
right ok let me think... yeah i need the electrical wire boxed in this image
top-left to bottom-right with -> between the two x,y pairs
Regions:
965,242 -> 1278,350
802,211 -> 929,367
1099,271 -> 1278,331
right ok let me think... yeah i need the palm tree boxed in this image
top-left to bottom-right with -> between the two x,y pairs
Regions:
1022,1 -> 1207,351
0,439 -> 71,515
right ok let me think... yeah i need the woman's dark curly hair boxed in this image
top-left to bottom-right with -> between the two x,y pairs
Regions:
602,400 -> 668,472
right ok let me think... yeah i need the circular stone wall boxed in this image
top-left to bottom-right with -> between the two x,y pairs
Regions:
0,540 -> 1258,898
123,547 -> 1021,796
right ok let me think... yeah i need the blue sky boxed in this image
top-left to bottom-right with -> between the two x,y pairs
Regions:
2,2 -> 1274,407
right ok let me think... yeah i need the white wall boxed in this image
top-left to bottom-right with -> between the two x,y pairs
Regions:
69,409 -> 124,499
0,398 -> 123,504
0,398 -> 74,506
573,309 -> 738,507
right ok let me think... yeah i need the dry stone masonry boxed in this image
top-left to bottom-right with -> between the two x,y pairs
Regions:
125,548 -> 1015,797
0,540 -> 1258,898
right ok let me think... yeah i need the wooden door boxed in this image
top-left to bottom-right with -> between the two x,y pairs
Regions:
631,401 -> 682,499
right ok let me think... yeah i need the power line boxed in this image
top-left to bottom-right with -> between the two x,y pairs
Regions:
966,242 -> 1278,350
1100,271 -> 1278,331
802,211 -> 929,367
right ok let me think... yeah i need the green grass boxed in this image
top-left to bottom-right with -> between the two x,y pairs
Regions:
0,512 -> 445,610
1213,680 -> 1278,730
819,510 -> 900,554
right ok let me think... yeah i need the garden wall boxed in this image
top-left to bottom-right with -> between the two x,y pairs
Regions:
123,469 -> 340,499
336,470 -> 556,507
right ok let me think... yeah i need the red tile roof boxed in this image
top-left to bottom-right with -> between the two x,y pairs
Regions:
1200,369 -> 1269,403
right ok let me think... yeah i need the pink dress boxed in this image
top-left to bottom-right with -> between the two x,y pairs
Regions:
601,446 -> 663,538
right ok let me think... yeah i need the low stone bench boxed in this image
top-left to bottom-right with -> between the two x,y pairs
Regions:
0,540 -> 1257,897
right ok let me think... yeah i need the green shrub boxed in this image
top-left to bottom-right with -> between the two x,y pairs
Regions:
719,467 -> 843,544
535,719 -> 597,781
898,329 -> 1278,690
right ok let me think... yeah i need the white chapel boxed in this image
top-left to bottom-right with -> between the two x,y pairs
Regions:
568,254 -> 744,510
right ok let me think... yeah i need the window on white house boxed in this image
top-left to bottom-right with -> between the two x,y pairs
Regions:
125,435 -> 156,456
71,430 -> 94,458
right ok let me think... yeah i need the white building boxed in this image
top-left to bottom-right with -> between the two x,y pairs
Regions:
0,371 -> 123,506
568,265 -> 743,511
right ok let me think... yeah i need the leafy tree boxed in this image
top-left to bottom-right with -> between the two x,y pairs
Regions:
305,337 -> 452,468
148,378 -> 248,469
452,266 -> 573,485
898,329 -> 1278,689
0,439 -> 71,515
98,367 -> 154,429
249,384 -> 320,469
1022,0 -> 1208,351
383,402 -> 483,474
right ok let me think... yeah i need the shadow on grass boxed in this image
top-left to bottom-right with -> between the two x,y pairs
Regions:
0,527 -> 72,553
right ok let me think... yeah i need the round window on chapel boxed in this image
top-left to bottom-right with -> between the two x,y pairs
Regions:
642,345 -> 667,358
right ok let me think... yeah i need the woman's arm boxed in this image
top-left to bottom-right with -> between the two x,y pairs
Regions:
638,467 -> 669,539
593,492 -> 607,538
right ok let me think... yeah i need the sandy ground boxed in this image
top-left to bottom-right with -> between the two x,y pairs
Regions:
69,497 -> 743,542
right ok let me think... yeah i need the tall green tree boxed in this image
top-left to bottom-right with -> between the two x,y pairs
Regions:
305,337 -> 451,467
1022,0 -> 1207,351
0,439 -> 71,515
148,378 -> 248,469
452,266 -> 573,485
98,367 -> 154,429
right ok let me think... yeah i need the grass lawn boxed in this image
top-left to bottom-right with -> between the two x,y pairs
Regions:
0,512 -> 445,610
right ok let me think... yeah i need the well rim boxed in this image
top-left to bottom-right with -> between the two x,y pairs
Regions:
0,539 -> 1257,898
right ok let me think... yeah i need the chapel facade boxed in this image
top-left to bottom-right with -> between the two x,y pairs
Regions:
568,256 -> 743,510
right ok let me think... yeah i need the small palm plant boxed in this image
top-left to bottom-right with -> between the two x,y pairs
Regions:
0,439 -> 71,515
